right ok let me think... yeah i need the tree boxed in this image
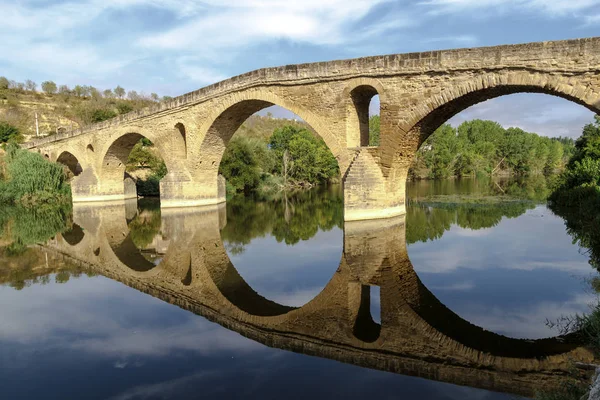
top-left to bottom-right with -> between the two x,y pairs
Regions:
58,85 -> 70,95
151,93 -> 159,102
162,96 -> 173,102
90,109 -> 117,123
0,77 -> 9,90
0,121 -> 21,143
116,102 -> 133,114
41,81 -> 57,94
127,90 -> 139,100
103,89 -> 113,98
25,80 -> 37,91
219,136 -> 266,193
114,86 -> 125,99
73,85 -> 85,97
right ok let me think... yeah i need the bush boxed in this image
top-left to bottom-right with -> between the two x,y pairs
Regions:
0,121 -> 21,143
0,144 -> 70,205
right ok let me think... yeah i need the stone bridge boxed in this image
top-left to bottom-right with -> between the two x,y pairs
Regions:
24,37 -> 600,221
39,202 -> 595,397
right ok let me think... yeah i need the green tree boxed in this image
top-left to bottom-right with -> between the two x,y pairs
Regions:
151,93 -> 159,102
219,136 -> 268,193
114,85 -> 125,99
103,89 -> 113,98
269,125 -> 338,184
0,122 -> 21,143
116,102 -> 133,114
0,77 -> 9,90
41,81 -> 57,94
91,108 -> 117,123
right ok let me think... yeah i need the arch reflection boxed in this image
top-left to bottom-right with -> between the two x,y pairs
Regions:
39,202 -> 596,398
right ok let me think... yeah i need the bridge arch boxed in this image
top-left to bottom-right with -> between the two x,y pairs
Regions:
193,90 -> 345,200
56,151 -> 83,178
344,78 -> 385,148
399,72 -> 600,155
99,131 -> 169,200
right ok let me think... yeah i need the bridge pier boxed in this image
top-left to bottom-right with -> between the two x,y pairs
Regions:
159,173 -> 226,208
342,149 -> 406,221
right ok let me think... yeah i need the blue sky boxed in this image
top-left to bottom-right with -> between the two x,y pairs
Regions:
1,0 -> 598,137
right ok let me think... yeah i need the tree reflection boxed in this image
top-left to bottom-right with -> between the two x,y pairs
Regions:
220,185 -> 344,253
406,201 -> 535,244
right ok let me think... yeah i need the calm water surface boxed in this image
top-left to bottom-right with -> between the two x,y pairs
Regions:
0,179 -> 596,399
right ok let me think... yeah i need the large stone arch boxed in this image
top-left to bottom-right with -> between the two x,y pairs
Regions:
192,90 -> 346,204
384,71 -> 600,176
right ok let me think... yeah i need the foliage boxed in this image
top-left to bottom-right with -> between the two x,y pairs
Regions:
411,120 -> 574,179
369,115 -> 380,146
550,115 -> 600,208
0,205 -> 72,255
220,136 -> 270,193
0,144 -> 70,205
128,207 -> 162,249
0,121 -> 21,143
220,185 -> 343,253
269,125 -> 339,186
125,140 -> 168,197
41,81 -> 57,94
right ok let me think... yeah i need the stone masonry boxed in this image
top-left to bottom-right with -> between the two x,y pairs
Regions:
24,37 -> 600,221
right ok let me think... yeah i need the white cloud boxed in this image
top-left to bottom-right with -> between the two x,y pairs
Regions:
419,0 -> 600,16
138,0 -> 392,51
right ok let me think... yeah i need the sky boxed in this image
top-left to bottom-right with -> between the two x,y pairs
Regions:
1,0 -> 598,137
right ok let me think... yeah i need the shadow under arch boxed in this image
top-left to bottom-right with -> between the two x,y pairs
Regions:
56,151 -> 83,178
61,223 -> 85,246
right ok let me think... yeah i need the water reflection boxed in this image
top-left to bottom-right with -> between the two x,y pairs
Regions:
2,178 -> 600,399
5,199 -> 591,398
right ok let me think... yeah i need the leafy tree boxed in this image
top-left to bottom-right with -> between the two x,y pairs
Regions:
151,93 -> 159,102
91,108 -> 117,123
269,125 -> 338,185
162,96 -> 173,102
73,85 -> 85,97
116,102 -> 133,114
219,136 -> 268,193
0,77 -> 9,90
114,85 -> 125,99
103,89 -> 113,98
41,81 -> 57,94
0,122 -> 21,143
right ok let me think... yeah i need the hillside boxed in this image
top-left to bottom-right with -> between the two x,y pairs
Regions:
0,82 -> 159,142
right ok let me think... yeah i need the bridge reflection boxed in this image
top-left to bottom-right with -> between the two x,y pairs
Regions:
42,201 -> 595,398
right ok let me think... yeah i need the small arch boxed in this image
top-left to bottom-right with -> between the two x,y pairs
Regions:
44,154 -> 49,159
174,123 -> 187,159
351,284 -> 382,343
347,85 -> 380,148
87,144 -> 94,153
56,151 -> 83,177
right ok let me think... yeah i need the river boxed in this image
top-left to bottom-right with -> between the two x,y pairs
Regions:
0,177 -> 597,399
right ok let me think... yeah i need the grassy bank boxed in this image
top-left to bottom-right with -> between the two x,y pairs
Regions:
0,144 -> 71,206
